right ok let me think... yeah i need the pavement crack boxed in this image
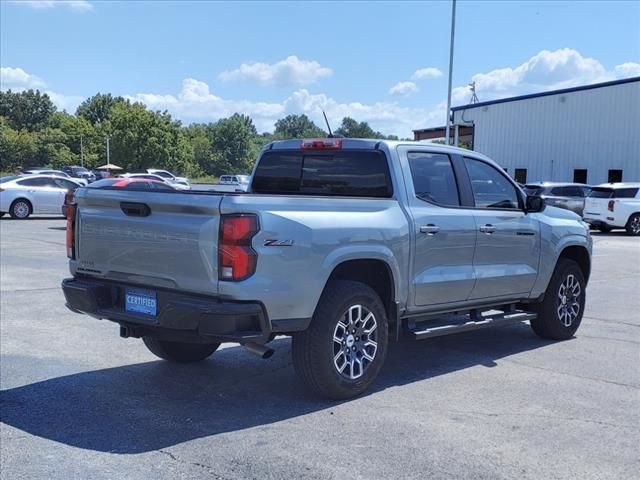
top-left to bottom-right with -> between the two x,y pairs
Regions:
0,287 -> 61,293
449,410 -> 633,429
158,449 -> 234,479
502,358 -> 639,389
583,316 -> 639,328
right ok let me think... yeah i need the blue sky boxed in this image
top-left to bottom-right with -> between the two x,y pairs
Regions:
1,0 -> 639,137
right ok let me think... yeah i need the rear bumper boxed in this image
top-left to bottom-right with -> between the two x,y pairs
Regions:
62,277 -> 271,343
583,217 -> 624,228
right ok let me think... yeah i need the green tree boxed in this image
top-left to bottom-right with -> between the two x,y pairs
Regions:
335,117 -> 390,139
76,93 -> 125,125
273,114 -> 325,139
0,89 -> 56,131
107,102 -> 196,174
0,117 -> 38,172
209,113 -> 259,175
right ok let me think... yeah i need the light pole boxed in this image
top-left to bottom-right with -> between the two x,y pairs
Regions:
105,136 -> 111,164
80,135 -> 84,168
445,0 -> 457,145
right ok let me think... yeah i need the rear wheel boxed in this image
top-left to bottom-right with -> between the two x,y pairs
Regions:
292,280 -> 388,400
530,258 -> 586,340
625,213 -> 640,236
9,199 -> 31,219
142,337 -> 220,363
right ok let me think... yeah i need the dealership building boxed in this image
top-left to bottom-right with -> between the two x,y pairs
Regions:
414,77 -> 640,185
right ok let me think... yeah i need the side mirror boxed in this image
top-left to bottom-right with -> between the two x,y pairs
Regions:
526,195 -> 545,213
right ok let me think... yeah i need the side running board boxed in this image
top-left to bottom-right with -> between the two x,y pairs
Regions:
408,310 -> 537,340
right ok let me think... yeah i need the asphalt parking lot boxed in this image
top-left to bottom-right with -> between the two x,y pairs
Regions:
1,217 -> 638,480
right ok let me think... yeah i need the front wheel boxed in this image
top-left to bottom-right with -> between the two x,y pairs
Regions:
9,199 -> 31,219
292,280 -> 389,400
625,213 -> 640,236
142,337 -> 220,363
530,258 -> 586,340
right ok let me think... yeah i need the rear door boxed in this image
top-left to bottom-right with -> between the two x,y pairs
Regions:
462,156 -> 540,300
15,177 -> 60,213
584,187 -> 613,219
75,188 -> 223,295
397,147 -> 477,306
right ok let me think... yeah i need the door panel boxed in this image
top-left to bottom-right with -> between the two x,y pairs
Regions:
397,147 -> 477,307
412,207 -> 477,305
469,210 -> 539,299
462,156 -> 540,300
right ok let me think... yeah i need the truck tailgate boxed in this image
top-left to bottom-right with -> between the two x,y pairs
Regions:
73,188 -> 223,295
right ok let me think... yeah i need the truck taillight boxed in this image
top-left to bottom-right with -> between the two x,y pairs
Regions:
608,200 -> 615,212
66,196 -> 76,259
218,214 -> 258,281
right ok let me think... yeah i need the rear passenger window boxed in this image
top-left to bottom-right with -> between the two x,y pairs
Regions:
465,157 -> 520,209
17,177 -> 48,187
613,188 -> 639,198
252,151 -> 393,198
407,152 -> 459,206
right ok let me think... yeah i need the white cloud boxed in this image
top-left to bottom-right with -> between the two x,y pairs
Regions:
0,66 -> 83,112
9,1 -> 93,11
388,81 -> 418,97
127,78 -> 440,137
0,66 -> 46,89
451,48 -> 637,105
411,67 -> 443,80
613,62 -> 640,78
218,55 -> 332,87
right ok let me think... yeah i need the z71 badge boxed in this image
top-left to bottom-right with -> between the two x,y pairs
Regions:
263,239 -> 295,247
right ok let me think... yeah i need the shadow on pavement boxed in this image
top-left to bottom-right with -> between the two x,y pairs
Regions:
1,323 -> 554,454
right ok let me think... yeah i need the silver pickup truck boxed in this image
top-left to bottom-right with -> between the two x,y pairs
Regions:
62,138 -> 592,399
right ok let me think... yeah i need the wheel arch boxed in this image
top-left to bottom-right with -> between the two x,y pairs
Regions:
321,258 -> 398,336
10,197 -> 33,217
558,245 -> 591,283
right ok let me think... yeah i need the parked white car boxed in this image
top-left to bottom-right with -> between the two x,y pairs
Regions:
583,182 -> 640,235
0,174 -> 83,219
119,173 -> 182,190
215,174 -> 251,192
23,168 -> 89,186
146,169 -> 190,189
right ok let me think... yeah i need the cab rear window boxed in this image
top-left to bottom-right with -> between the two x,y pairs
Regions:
252,150 -> 393,197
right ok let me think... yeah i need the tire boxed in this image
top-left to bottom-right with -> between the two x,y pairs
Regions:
530,258 -> 586,340
9,199 -> 32,219
0,212 -> 5,218
142,337 -> 220,363
625,213 -> 640,236
598,225 -> 612,233
292,280 -> 389,400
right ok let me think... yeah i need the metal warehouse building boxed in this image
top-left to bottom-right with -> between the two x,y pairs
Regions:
415,77 -> 640,185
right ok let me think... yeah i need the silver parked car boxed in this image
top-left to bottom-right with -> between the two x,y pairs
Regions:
0,174 -> 83,219
523,182 -> 592,216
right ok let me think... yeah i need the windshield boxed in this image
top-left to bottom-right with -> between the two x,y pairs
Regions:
589,188 -> 613,198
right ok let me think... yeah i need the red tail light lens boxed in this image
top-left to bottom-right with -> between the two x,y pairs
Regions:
608,200 -> 615,212
301,138 -> 342,150
219,214 -> 258,281
66,194 -> 77,259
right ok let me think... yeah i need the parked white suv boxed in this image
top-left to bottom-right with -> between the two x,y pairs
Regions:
583,183 -> 640,235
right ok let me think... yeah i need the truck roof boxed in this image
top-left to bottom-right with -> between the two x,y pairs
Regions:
593,182 -> 640,189
266,138 -> 477,155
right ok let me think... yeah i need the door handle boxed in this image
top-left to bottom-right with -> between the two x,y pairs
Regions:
420,224 -> 440,234
479,224 -> 496,234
